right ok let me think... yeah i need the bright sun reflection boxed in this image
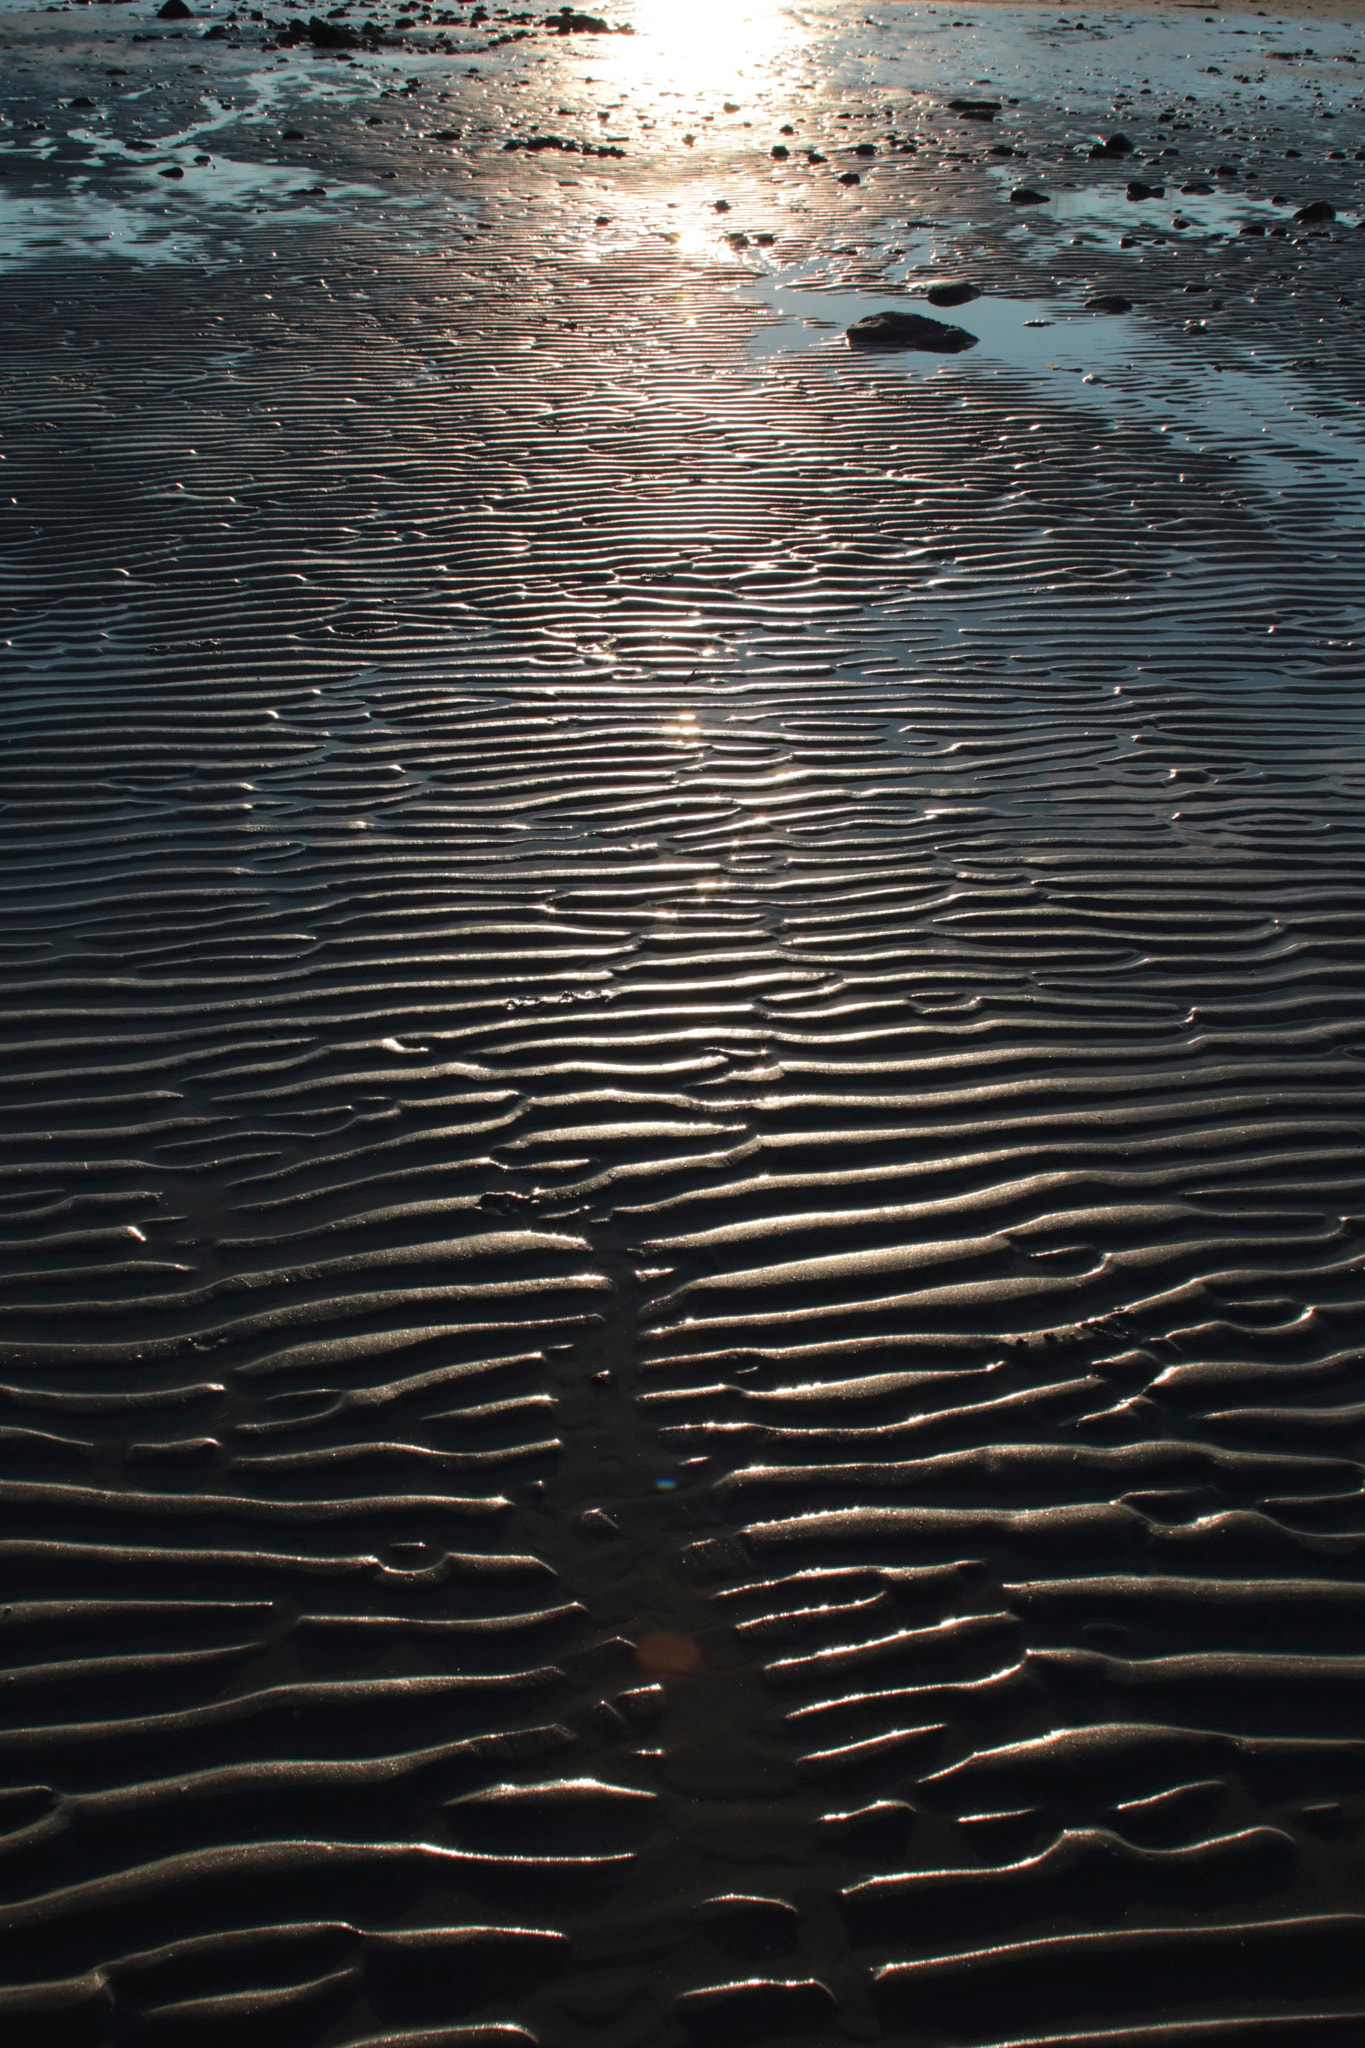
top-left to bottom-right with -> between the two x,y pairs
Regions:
616,0 -> 802,98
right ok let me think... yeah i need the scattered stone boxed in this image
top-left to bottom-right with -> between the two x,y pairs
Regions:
1010,187 -> 1048,204
770,144 -> 788,160
949,97 -> 1000,120
545,5 -> 629,28
925,280 -> 980,307
306,14 -> 360,47
1090,132 -> 1133,157
1295,199 -> 1335,223
846,308 -> 977,353
853,141 -> 877,156
503,134 -> 624,157
1086,293 -> 1131,313
837,171 -> 861,185
159,164 -> 184,177
1126,179 -> 1163,200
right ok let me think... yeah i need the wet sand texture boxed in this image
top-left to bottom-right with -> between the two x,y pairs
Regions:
2,0 -> 1365,2040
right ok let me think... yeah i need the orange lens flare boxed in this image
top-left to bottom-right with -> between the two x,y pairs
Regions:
634,1631 -> 702,1678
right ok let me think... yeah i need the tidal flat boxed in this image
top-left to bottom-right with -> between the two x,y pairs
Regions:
1,0 -> 1365,2040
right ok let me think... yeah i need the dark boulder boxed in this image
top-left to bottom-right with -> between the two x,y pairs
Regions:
925,280 -> 981,307
1086,293 -> 1132,313
306,13 -> 360,44
847,309 -> 977,353
547,6 -> 616,28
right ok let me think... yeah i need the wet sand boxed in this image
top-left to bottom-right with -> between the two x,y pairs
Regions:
1,0 -> 1365,2040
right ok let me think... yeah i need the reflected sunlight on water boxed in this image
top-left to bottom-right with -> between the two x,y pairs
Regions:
615,0 -> 804,97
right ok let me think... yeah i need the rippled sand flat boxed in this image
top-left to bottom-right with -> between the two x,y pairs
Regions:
1,0 -> 1365,2039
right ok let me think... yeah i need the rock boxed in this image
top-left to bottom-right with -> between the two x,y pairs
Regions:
770,144 -> 788,160
1239,222 -> 1265,236
306,13 -> 360,44
853,141 -> 877,156
1181,181 -> 1214,194
949,97 -> 1000,120
68,95 -> 97,108
1125,179 -> 1163,200
837,171 -> 860,185
1089,131 -> 1133,156
925,280 -> 980,307
1086,293 -> 1131,313
156,0 -> 192,16
846,309 -> 977,353
547,5 -> 616,29
158,164 -> 184,177
1295,199 -> 1335,223
1009,187 -> 1048,205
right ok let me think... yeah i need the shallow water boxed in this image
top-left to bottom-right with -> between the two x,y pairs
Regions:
2,0 -> 1365,2041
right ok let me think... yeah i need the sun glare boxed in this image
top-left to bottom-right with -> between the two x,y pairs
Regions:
618,0 -> 802,97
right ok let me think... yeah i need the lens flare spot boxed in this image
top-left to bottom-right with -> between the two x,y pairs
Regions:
635,1631 -> 702,1678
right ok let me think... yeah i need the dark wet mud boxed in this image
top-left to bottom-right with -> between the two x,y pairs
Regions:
3,0 -> 1365,2040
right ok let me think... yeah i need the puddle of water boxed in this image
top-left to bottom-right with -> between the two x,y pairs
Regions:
0,163 -> 440,270
746,265 -> 1365,507
985,165 -> 1359,243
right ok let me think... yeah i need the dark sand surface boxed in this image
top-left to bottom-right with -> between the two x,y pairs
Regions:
2,0 -> 1365,2041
